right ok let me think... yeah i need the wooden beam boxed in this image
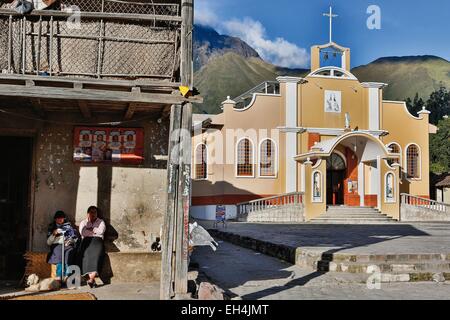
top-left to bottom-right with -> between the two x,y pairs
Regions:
0,84 -> 203,105
0,74 -> 181,90
78,101 -> 92,119
173,0 -> 194,297
160,105 -> 182,300
27,80 -> 46,117
174,102 -> 192,296
124,103 -> 137,120
161,105 -> 172,119
124,88 -> 141,120
0,9 -> 182,23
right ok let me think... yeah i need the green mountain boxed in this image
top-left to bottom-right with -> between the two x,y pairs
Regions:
352,56 -> 450,101
194,53 -> 307,114
193,25 -> 450,114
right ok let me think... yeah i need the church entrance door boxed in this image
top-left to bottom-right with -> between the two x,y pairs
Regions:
326,153 -> 346,206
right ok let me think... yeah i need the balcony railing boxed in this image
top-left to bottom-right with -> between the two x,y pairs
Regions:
401,193 -> 449,213
234,81 -> 280,109
0,1 -> 181,81
237,192 -> 304,219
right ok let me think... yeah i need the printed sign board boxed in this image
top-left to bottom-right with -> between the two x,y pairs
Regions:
73,127 -> 144,164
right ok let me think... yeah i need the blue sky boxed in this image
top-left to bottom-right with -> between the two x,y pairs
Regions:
196,0 -> 450,68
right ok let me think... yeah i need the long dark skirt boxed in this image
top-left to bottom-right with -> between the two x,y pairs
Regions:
79,237 -> 104,276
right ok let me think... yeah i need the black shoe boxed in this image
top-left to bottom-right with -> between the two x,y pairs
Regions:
87,281 -> 97,289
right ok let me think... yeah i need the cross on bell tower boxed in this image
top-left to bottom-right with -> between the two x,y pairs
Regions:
323,6 -> 338,43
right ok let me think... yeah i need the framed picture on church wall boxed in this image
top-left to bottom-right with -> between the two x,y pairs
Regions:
324,90 -> 342,113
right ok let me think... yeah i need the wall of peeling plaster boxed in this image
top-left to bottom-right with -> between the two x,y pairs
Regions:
0,111 -> 169,253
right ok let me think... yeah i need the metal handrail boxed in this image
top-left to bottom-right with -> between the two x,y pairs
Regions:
233,81 -> 280,108
401,193 -> 449,213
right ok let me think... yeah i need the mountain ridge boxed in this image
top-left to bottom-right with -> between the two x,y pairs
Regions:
193,25 -> 450,114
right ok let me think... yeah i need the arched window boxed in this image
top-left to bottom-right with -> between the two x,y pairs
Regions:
326,153 -> 346,171
406,144 -> 420,179
236,138 -> 254,177
387,143 -> 401,167
259,139 -> 276,177
195,144 -> 207,180
385,172 -> 395,203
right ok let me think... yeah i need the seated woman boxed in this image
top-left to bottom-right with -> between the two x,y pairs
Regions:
47,211 -> 79,282
78,206 -> 106,288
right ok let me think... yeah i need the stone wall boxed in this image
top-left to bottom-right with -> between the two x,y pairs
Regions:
400,204 -> 450,222
0,111 -> 169,253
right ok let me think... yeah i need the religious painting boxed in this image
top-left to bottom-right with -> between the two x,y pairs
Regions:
324,90 -> 342,113
73,127 -> 144,164
313,171 -> 322,202
385,172 -> 395,202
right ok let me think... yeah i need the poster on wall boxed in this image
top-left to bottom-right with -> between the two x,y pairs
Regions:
324,90 -> 342,113
73,127 -> 144,164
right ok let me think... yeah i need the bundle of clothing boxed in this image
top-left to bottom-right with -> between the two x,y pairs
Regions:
3,0 -> 58,14
46,221 -> 80,279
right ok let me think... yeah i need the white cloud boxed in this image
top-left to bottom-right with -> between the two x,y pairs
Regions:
195,2 -> 309,69
195,1 -> 219,28
223,18 -> 309,69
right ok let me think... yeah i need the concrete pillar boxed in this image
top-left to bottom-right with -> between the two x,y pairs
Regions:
358,162 -> 365,206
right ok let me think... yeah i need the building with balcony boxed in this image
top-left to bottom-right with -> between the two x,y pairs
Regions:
0,0 -> 196,283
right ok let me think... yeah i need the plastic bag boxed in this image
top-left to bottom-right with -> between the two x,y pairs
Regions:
189,222 -> 219,252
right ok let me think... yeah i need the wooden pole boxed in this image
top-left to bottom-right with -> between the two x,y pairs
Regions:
173,0 -> 193,296
180,0 -> 194,89
174,102 -> 192,295
160,0 -> 193,299
160,104 -> 182,300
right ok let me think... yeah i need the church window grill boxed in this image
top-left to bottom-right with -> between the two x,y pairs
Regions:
195,144 -> 207,180
326,153 -> 346,171
259,139 -> 276,177
237,138 -> 254,177
406,144 -> 420,179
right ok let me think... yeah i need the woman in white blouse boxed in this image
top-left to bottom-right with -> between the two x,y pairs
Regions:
79,206 -> 106,288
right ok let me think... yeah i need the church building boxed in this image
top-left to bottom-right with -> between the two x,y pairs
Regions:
191,9 -> 433,222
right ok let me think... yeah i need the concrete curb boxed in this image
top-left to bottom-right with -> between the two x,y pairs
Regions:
209,229 -> 450,283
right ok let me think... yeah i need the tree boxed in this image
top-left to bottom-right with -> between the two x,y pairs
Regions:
406,93 -> 425,116
430,117 -> 450,174
426,86 -> 450,125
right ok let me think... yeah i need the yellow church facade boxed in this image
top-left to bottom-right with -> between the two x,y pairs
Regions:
191,40 -> 433,222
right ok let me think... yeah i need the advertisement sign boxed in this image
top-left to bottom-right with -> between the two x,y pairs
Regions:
73,127 -> 144,164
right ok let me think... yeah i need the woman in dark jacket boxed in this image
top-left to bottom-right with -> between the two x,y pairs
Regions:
46,211 -> 79,280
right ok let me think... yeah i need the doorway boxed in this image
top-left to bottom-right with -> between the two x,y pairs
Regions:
0,136 -> 33,280
326,153 -> 346,206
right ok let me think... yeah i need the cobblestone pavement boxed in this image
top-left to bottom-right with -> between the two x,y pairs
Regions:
198,221 -> 450,255
191,241 -> 450,300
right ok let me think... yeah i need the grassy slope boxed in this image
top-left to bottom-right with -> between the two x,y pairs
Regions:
195,54 -> 450,114
194,52 -> 307,114
352,56 -> 450,101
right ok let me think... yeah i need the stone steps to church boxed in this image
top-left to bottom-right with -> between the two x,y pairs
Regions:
309,219 -> 396,224
317,260 -> 450,273
317,214 -> 391,218
318,252 -> 450,263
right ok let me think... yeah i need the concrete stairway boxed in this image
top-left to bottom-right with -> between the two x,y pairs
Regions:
310,206 -> 397,224
314,252 -> 450,283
